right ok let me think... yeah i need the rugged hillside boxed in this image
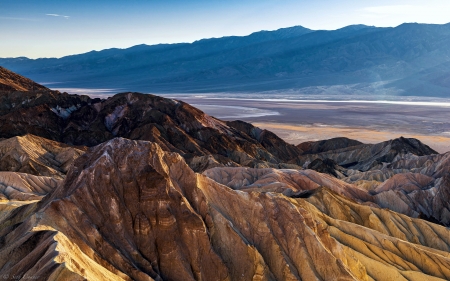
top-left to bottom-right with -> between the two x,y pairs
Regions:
344,151 -> 450,226
0,134 -> 86,179
297,137 -> 363,155
1,138 -> 450,280
2,23 -> 450,96
203,166 -> 371,201
0,69 -> 303,171
289,136 -> 450,226
0,92 -> 302,172
0,172 -> 60,202
293,137 -> 437,171
0,66 -> 48,92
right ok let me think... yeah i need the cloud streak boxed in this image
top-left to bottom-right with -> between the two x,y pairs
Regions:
0,16 -> 40,21
46,13 -> 70,19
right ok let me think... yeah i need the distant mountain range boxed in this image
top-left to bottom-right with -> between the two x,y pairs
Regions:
2,23 -> 450,97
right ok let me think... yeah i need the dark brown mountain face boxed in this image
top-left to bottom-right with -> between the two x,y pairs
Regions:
0,66 -> 49,92
0,84 -> 302,171
307,158 -> 347,178
298,137 -> 362,154
227,120 -> 304,161
0,68 -> 302,171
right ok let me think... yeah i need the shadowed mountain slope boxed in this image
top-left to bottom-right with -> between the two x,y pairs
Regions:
0,69 -> 303,171
298,137 -> 363,155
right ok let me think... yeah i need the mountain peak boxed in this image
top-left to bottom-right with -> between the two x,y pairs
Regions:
336,24 -> 377,31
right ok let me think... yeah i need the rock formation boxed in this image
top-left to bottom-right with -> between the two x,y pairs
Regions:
0,68 -> 304,171
0,94 -> 302,172
297,137 -> 363,154
292,136 -> 437,171
203,166 -> 371,201
0,171 -> 59,202
0,134 -> 86,179
1,67 -> 450,280
307,158 -> 347,178
1,138 -> 450,280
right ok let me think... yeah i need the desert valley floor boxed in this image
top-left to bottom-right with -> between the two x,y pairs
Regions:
164,94 -> 450,153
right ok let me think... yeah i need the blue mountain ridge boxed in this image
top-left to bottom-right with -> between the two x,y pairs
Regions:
1,23 -> 450,97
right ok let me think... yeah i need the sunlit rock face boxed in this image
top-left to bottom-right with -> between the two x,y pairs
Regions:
361,152 -> 450,226
1,138 -> 450,281
202,166 -> 371,201
0,134 -> 86,179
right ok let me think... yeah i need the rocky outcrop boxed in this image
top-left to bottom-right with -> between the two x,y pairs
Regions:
203,166 -> 371,201
298,137 -> 362,154
0,134 -> 86,179
293,143 -> 450,226
0,138 -> 353,280
292,137 -> 437,171
358,152 -> 450,225
1,138 -> 449,280
0,172 -> 60,202
0,89 -> 96,142
305,187 -> 450,281
307,158 -> 347,178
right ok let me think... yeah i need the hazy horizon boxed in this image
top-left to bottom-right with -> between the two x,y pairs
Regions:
2,0 -> 450,58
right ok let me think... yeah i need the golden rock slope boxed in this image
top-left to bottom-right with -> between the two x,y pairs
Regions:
0,138 -> 449,280
0,134 -> 86,179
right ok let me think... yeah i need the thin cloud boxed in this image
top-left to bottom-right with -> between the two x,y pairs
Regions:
46,14 -> 70,19
0,16 -> 40,21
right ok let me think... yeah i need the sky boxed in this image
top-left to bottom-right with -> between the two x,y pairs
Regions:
1,0 -> 450,58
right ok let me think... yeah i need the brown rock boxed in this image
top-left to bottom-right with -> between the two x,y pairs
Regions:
292,137 -> 437,171
298,137 -> 362,154
0,134 -> 86,179
0,66 -> 49,92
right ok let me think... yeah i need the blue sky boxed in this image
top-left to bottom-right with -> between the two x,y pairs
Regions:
1,0 -> 449,58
